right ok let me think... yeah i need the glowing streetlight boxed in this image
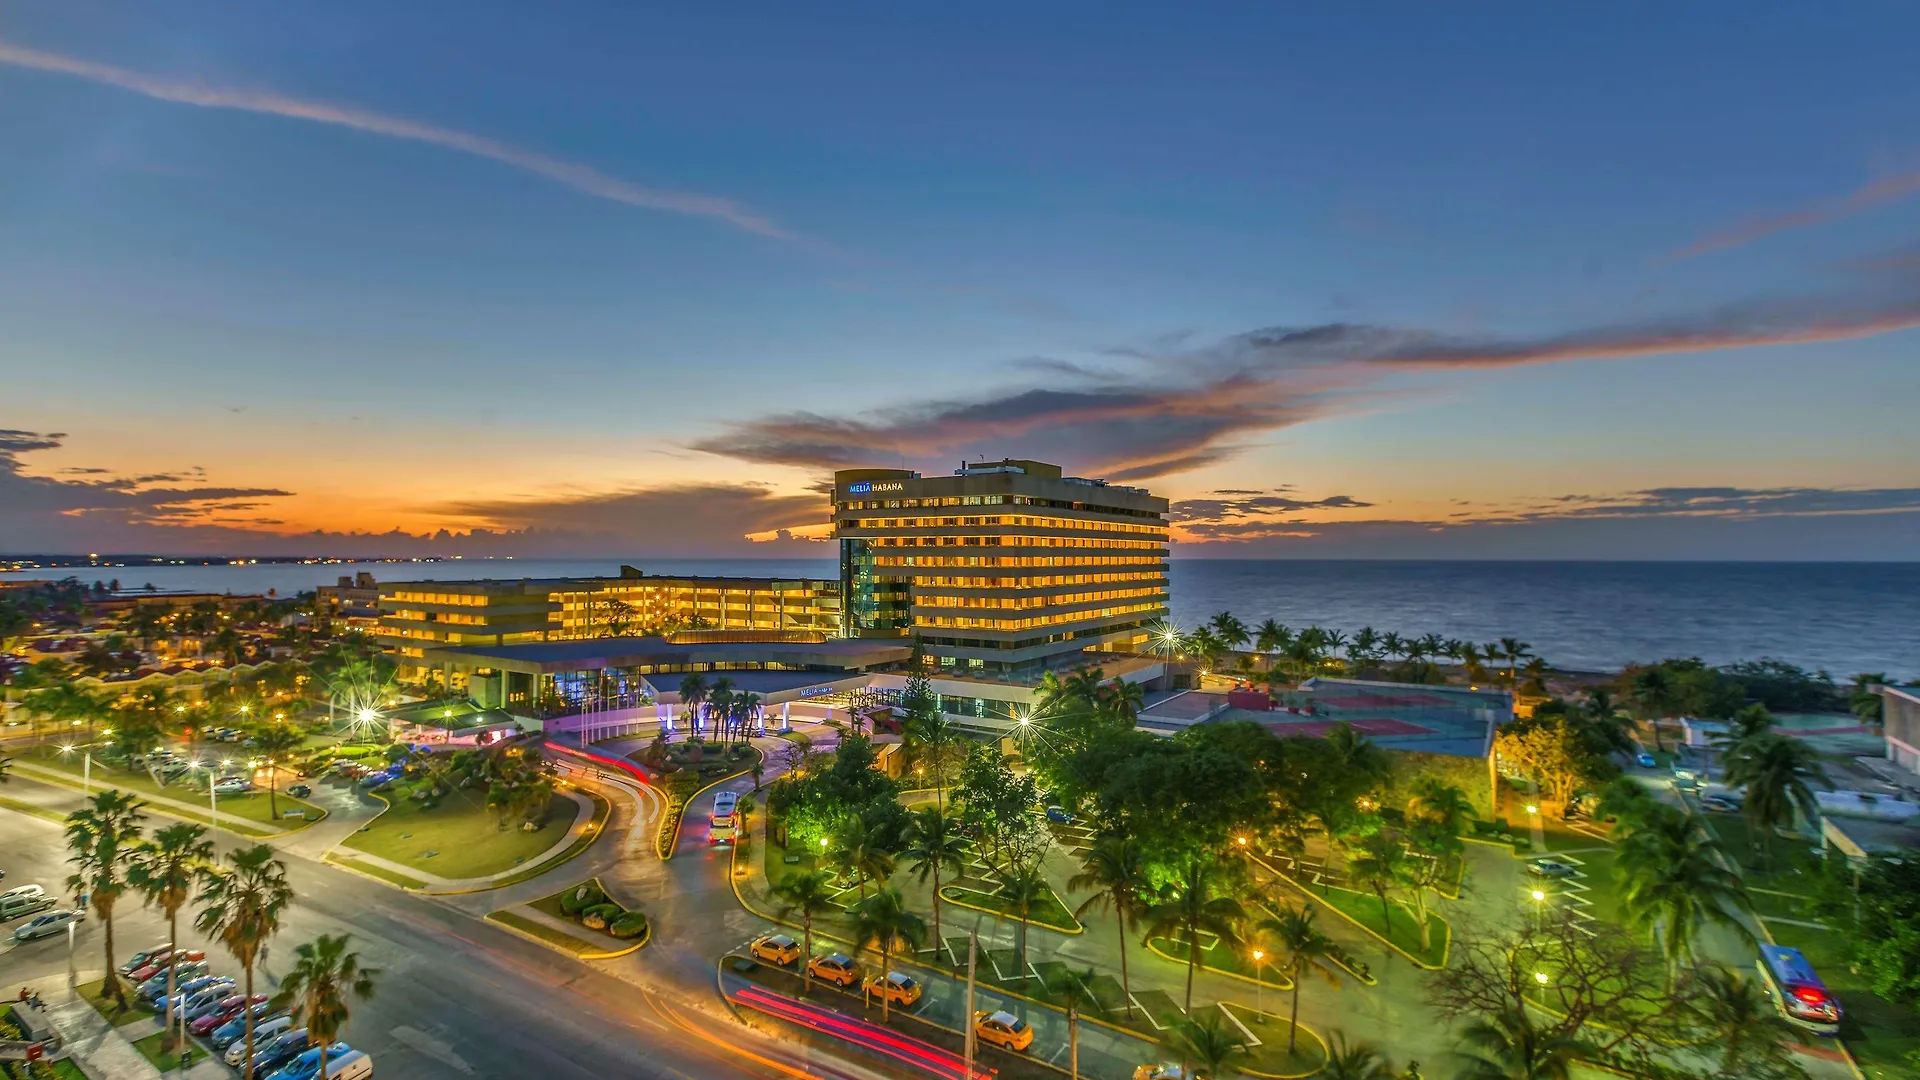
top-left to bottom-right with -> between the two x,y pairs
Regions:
1251,948 -> 1267,1018
1534,971 -> 1550,985
1525,804 -> 1539,816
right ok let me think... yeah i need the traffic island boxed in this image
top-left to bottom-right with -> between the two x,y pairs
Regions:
1216,1003 -> 1329,1079
338,778 -> 582,879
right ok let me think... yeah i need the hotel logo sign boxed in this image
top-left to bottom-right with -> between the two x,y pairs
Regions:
847,481 -> 905,494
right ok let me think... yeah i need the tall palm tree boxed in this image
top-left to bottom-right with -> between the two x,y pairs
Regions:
676,673 -> 707,734
1349,626 -> 1381,667
902,806 -> 966,955
252,723 -> 306,821
1405,777 -> 1474,837
1614,807 -> 1751,980
771,870 -> 839,996
1498,638 -> 1533,688
1209,612 -> 1251,652
832,813 -> 896,902
1321,1031 -> 1396,1080
903,710 -> 956,808
1259,903 -> 1340,1053
993,863 -> 1051,979
1627,666 -> 1679,752
1346,835 -> 1416,940
1069,835 -> 1150,1020
1325,722 -> 1390,788
1254,619 -> 1291,656
196,844 -> 295,1079
1452,1007 -> 1579,1080
1722,734 -> 1829,868
64,790 -> 147,1009
1143,856 -> 1245,1013
273,934 -> 380,1080
1163,1014 -> 1247,1080
1691,964 -> 1806,1079
1055,966 -> 1101,1080
850,887 -> 926,1023
1099,679 -> 1146,723
1849,673 -> 1888,732
128,822 -> 215,1047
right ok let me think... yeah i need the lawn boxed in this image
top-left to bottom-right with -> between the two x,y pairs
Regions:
939,884 -> 1081,933
24,749 -> 323,827
1217,1003 -> 1329,1079
1768,921 -> 1920,1078
1697,811 -> 1827,892
487,910 -> 606,957
340,778 -> 581,878
1146,933 -> 1296,990
75,978 -> 154,1027
131,1030 -> 187,1071
1296,881 -> 1449,968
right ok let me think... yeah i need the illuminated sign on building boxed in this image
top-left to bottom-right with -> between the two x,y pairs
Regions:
847,481 -> 905,495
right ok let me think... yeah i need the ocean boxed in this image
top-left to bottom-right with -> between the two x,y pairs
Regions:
6,558 -> 1914,677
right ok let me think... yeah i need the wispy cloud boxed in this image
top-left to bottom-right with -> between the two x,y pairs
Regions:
1672,169 -> 1920,259
0,39 -> 788,238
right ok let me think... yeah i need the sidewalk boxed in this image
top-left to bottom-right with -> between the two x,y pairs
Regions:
26,972 -> 226,1080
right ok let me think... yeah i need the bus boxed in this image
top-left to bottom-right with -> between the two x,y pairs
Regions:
710,790 -> 739,844
1757,944 -> 1841,1035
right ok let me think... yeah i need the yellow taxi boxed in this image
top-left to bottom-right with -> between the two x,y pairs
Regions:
862,971 -> 923,1007
1133,1067 -> 1191,1080
974,1010 -> 1034,1053
749,933 -> 802,966
806,952 -> 862,988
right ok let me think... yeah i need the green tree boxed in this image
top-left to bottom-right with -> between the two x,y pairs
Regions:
902,805 -> 966,955
1614,806 -> 1751,980
1691,964 -> 1807,1080
1054,965 -> 1101,1080
850,886 -> 926,1023
1255,619 -> 1292,656
273,933 -> 380,1080
1163,1013 -> 1247,1080
771,869 -> 840,996
677,673 -> 708,733
251,723 -> 307,820
1209,611 -> 1251,652
127,822 -> 215,1048
64,789 -> 147,1009
1721,734 -> 1830,868
993,863 -> 1050,979
831,812 -> 897,902
1498,638 -> 1534,689
1849,673 -> 1887,731
1069,835 -> 1151,1020
1451,1006 -> 1579,1080
1143,856 -> 1246,1013
1260,902 -> 1341,1053
1322,1031 -> 1396,1080
1347,834 -> 1417,940
196,844 -> 295,1079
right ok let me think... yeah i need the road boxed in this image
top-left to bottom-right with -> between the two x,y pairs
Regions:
0,768 -> 881,1080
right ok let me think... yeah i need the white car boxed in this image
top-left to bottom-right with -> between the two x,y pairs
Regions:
12,909 -> 84,941
213,777 -> 252,795
225,1015 -> 295,1063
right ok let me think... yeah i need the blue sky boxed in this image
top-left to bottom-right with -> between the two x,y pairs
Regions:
2,1 -> 1917,557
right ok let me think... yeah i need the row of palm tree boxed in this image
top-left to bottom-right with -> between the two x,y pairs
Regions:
675,673 -> 763,743
64,790 -> 379,1080
1156,613 -> 1549,692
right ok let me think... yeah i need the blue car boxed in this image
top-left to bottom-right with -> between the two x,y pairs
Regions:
211,1004 -> 282,1048
265,1042 -> 352,1080
1635,752 -> 1657,768
1044,805 -> 1075,824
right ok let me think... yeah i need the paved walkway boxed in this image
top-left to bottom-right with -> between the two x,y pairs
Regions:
25,971 -> 227,1080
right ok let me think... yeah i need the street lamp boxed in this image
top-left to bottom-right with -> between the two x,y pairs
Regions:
1250,948 -> 1266,1020
1531,888 -> 1547,929
1525,804 -> 1538,816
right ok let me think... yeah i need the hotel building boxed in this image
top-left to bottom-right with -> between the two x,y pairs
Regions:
834,458 -> 1170,679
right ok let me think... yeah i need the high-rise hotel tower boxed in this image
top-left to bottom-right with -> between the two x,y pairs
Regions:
833,459 -> 1170,679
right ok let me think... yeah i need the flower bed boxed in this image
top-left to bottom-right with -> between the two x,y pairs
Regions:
531,878 -> 650,942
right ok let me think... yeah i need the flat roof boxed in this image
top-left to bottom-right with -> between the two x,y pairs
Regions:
429,635 -> 913,675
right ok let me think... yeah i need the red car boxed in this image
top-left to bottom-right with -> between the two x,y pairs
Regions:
189,994 -> 269,1036
129,949 -> 206,984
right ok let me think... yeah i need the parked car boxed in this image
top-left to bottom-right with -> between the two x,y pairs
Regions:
12,909 -> 84,941
1700,794 -> 1741,812
156,975 -> 231,1012
248,1029 -> 313,1075
1134,1067 -> 1192,1080
131,948 -> 205,983
178,982 -> 242,1021
287,784 -> 313,798
862,971 -> 922,1006
264,1041 -> 351,1080
1044,805 -> 1075,824
312,1049 -> 372,1080
1527,859 -> 1578,879
0,885 -> 54,922
213,777 -> 252,795
137,961 -> 208,1001
973,1011 -> 1033,1053
120,942 -> 174,976
190,994 -> 268,1036
805,953 -> 861,988
221,1013 -> 293,1058
1635,752 -> 1658,768
749,934 -> 801,965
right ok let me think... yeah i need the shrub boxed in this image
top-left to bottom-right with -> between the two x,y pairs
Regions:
559,883 -> 606,915
608,911 -> 649,939
581,902 -> 624,931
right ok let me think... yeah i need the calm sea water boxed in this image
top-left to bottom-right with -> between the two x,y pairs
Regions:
7,558 -> 1915,676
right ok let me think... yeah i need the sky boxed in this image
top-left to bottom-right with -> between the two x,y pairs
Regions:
2,1 -> 1918,560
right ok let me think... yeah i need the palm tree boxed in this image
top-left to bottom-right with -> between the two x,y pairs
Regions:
1321,1031 -> 1396,1080
1452,1007 -> 1579,1080
1349,626 -> 1381,667
1691,963 -> 1806,1078
832,813 -> 896,902
251,723 -> 306,820
1143,856 -> 1246,1013
771,870 -> 839,996
1099,679 -> 1146,723
677,673 -> 707,734
1209,611 -> 1251,652
1627,666 -> 1679,752
1259,903 -> 1340,1053
1055,966 -> 1101,1080
850,887 -> 926,1022
902,806 -> 966,955
1254,619 -> 1291,656
273,934 -> 380,1080
1069,835 -> 1150,1020
64,790 -> 147,1009
1614,806 -> 1751,980
1722,734 -> 1830,868
1163,1014 -> 1247,1080
1498,638 -> 1533,688
128,823 -> 214,1048
992,863 -> 1050,979
1346,835 -> 1415,939
903,709 -> 956,808
1850,673 -> 1887,732
1405,777 -> 1474,837
1325,722 -> 1390,788
196,844 -> 295,1079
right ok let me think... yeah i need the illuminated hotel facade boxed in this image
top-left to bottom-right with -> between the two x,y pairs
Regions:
834,458 -> 1170,679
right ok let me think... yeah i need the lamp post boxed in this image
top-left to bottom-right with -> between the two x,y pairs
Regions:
1531,888 -> 1547,930
1251,948 -> 1266,1020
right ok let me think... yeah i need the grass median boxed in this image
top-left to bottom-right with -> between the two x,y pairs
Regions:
20,750 -> 322,828
340,778 -> 582,879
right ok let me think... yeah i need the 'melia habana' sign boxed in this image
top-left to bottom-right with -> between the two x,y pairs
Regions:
847,481 -> 905,494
